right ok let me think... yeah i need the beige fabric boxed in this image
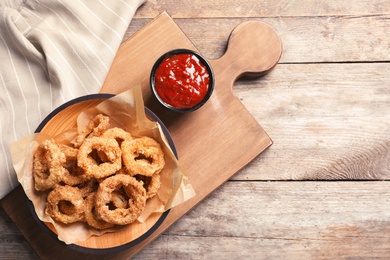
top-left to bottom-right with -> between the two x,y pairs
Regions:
0,0 -> 145,199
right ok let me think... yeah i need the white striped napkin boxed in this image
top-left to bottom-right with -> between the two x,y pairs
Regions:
0,0 -> 145,199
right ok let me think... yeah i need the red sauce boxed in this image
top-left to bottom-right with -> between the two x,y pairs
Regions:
154,53 -> 210,109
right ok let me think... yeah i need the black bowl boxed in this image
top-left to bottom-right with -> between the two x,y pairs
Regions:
29,94 -> 174,253
150,49 -> 214,113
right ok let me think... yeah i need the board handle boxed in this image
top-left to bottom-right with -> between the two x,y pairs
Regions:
209,21 -> 282,86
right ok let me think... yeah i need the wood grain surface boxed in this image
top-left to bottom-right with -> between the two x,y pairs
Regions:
1,11 -> 278,260
1,0 -> 390,259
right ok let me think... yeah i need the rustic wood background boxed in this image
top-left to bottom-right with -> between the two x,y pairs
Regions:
1,0 -> 389,259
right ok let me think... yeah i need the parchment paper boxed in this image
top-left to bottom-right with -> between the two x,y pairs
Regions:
10,86 -> 195,244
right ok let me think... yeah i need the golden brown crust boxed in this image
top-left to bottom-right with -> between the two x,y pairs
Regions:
59,144 -> 90,186
95,174 -> 146,225
72,114 -> 110,147
122,137 -> 165,177
77,137 -> 122,179
33,114 -> 166,230
84,192 -> 114,230
45,186 -> 85,224
33,139 -> 66,191
102,127 -> 133,146
134,173 -> 161,199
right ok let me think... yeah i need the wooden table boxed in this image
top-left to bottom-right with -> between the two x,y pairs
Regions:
1,1 -> 389,259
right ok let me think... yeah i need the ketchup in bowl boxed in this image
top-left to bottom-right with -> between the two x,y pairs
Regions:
151,49 -> 214,112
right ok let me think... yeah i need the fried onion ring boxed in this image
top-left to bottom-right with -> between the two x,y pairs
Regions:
58,200 -> 84,221
134,173 -> 161,199
77,137 -> 122,179
77,179 -> 99,198
102,127 -> 133,146
122,137 -> 165,177
33,114 -> 169,229
73,114 -> 109,147
45,186 -> 85,224
110,191 -> 129,209
84,192 -> 114,230
95,174 -> 146,225
59,144 -> 89,186
59,144 -> 78,158
33,139 -> 66,191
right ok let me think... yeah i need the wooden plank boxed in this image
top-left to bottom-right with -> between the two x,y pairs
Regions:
0,206 -> 38,259
135,0 -> 390,18
4,181 -> 390,259
233,63 -> 390,180
125,16 -> 390,63
1,1 -> 389,259
133,181 -> 390,259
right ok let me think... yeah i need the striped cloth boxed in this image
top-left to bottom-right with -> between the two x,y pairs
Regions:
0,0 -> 145,199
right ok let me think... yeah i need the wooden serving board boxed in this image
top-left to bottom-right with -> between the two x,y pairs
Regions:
0,12 -> 281,259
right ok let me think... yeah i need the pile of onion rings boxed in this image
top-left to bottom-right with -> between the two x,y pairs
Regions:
33,114 -> 165,229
